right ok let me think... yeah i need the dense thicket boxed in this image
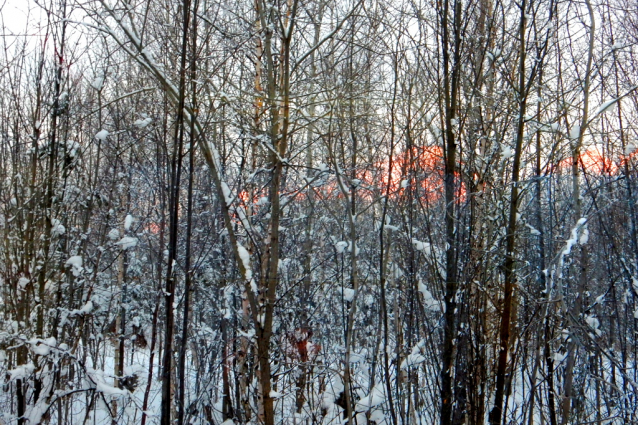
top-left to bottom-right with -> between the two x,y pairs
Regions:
1,0 -> 638,424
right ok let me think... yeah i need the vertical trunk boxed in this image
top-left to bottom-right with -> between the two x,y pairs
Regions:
253,1 -> 296,423
561,2 -> 594,422
112,242 -> 125,423
440,0 -> 462,423
141,135 -> 168,425
177,3 -> 198,423
161,0 -> 192,423
489,2 -> 527,423
528,66 -> 547,425
378,51 -> 400,425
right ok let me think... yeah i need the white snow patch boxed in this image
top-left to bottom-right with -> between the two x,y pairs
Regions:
596,99 -> 618,115
51,219 -> 65,236
418,280 -> 441,311
569,125 -> 581,140
65,255 -> 83,276
501,145 -> 514,160
585,315 -> 601,335
221,182 -> 233,206
18,277 -> 29,289
124,214 -> 134,231
96,382 -> 128,397
412,239 -> 431,254
579,226 -> 589,245
562,218 -> 587,257
553,352 -> 566,363
95,129 -> 109,141
527,225 -> 541,236
133,117 -> 152,128
91,75 -> 104,91
79,300 -> 94,314
342,287 -> 355,302
115,236 -> 138,250
237,243 -> 252,281
355,385 -> 385,411
8,363 -> 35,381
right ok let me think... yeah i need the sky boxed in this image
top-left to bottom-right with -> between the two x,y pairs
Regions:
1,0 -> 42,37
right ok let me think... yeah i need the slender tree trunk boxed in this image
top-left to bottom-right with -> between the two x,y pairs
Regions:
489,2 -> 528,423
440,0 -> 462,423
177,4 -> 198,421
161,0 -> 192,423
561,1 -> 595,422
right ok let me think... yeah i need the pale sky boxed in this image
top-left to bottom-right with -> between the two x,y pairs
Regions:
1,0 -> 43,37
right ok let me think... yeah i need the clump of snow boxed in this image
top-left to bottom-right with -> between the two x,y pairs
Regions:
596,99 -> 618,115
501,145 -> 514,160
269,390 -> 283,398
30,338 -> 56,356
563,218 -> 587,257
95,129 -> 109,141
412,239 -> 431,254
65,255 -> 83,276
418,279 -> 442,311
342,287 -> 355,302
486,48 -> 501,61
569,124 -> 581,140
51,219 -> 65,236
237,243 -> 252,281
79,300 -> 94,314
526,224 -> 541,236
369,410 -> 386,423
91,73 -> 104,91
66,140 -> 80,158
8,363 -> 35,381
335,241 -> 348,254
355,385 -> 385,412
108,228 -> 120,240
65,256 -> 82,268
133,117 -> 152,128
18,277 -> 29,289
579,226 -> 589,245
124,214 -> 134,231
400,352 -> 426,369
221,182 -> 233,206
115,236 -> 138,250
585,315 -> 601,335
96,382 -> 128,397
